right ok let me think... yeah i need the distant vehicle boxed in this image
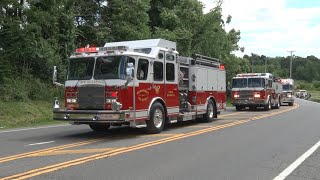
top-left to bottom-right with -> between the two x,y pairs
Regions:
280,78 -> 294,106
296,90 -> 308,99
231,73 -> 283,111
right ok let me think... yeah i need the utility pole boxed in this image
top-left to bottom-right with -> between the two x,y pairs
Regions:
251,59 -> 254,73
264,57 -> 267,73
287,50 -> 295,79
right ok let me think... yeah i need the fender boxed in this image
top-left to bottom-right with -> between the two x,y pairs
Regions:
147,97 -> 167,119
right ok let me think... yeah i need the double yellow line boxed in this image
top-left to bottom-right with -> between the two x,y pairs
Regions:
0,138 -> 103,163
1,104 -> 299,180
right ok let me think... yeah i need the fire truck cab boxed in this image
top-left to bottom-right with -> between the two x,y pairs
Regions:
280,78 -> 294,106
52,39 -> 226,134
231,73 -> 283,111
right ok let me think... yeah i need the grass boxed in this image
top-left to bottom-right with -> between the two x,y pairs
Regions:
309,91 -> 320,103
226,97 -> 233,107
0,100 -> 65,129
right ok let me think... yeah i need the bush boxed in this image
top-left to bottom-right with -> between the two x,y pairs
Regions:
0,75 -> 63,102
297,82 -> 313,90
313,81 -> 320,90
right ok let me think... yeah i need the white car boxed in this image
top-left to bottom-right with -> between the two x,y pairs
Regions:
296,90 -> 308,98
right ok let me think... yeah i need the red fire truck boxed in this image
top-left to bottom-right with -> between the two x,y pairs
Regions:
52,39 -> 226,133
280,78 -> 294,106
231,73 -> 283,111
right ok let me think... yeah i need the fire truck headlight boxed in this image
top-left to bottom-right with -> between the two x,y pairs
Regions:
67,98 -> 77,103
111,102 -> 122,111
287,93 -> 292,98
254,94 -> 261,98
233,94 -> 240,98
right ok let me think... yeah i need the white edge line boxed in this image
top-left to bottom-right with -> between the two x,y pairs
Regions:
0,124 -> 70,134
26,141 -> 56,146
273,139 -> 320,180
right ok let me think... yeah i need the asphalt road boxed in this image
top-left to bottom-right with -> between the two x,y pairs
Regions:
0,99 -> 319,180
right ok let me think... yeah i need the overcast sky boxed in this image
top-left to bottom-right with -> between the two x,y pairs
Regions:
199,0 -> 320,58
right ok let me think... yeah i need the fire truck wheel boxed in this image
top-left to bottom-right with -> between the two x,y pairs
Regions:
235,106 -> 243,111
146,102 -> 165,134
264,98 -> 271,111
202,99 -> 216,123
275,99 -> 280,109
89,123 -> 111,132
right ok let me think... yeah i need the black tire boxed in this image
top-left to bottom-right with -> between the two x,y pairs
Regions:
201,99 -> 216,123
146,102 -> 165,134
275,99 -> 280,109
289,102 -> 294,106
264,98 -> 271,111
235,105 -> 242,111
89,123 -> 110,132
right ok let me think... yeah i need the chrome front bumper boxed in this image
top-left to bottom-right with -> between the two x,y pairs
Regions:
53,109 -> 130,123
282,97 -> 294,103
232,99 -> 268,107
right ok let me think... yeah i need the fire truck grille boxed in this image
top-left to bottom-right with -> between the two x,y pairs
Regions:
239,90 -> 253,99
78,86 -> 105,110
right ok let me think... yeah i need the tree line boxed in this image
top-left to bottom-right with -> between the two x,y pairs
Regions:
244,54 -> 320,82
0,0 -> 318,101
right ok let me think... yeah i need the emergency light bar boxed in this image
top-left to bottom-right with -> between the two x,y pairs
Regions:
99,46 -> 129,51
76,47 -> 98,53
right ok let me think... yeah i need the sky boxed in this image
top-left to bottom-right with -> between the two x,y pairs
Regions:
199,0 -> 320,58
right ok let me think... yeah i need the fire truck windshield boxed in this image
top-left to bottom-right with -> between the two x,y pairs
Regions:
283,84 -> 293,91
68,57 -> 95,80
68,56 -> 135,80
233,78 -> 265,88
94,56 -> 135,80
232,78 -> 247,88
248,78 -> 265,88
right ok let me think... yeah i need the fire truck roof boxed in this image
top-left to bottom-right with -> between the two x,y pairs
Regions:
104,39 -> 176,51
235,73 -> 273,79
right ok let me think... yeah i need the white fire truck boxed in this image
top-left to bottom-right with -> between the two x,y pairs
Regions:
52,39 -> 226,133
280,78 -> 294,106
231,73 -> 283,111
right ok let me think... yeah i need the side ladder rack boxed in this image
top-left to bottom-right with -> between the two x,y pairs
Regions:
192,54 -> 220,68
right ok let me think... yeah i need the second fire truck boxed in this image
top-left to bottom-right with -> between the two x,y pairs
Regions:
52,39 -> 226,133
280,78 -> 294,106
231,73 -> 283,111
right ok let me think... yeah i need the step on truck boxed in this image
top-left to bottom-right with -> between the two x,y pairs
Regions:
231,73 -> 283,111
52,39 -> 226,133
280,78 -> 294,106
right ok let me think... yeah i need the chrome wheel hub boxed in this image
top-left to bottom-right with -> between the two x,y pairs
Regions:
153,108 -> 163,128
208,104 -> 214,118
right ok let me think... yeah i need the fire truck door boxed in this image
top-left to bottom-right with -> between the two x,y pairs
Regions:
164,51 -> 179,109
151,51 -> 166,103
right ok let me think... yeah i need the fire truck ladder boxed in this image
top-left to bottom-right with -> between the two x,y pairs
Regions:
192,54 -> 220,68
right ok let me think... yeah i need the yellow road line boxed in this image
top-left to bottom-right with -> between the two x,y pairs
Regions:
219,112 -> 245,117
137,133 -> 184,138
1,104 -> 299,180
0,138 -> 104,163
29,148 -> 115,157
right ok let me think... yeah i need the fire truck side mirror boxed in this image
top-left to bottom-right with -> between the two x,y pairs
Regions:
126,63 -> 134,79
52,66 -> 64,87
122,63 -> 134,89
53,66 -> 58,82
